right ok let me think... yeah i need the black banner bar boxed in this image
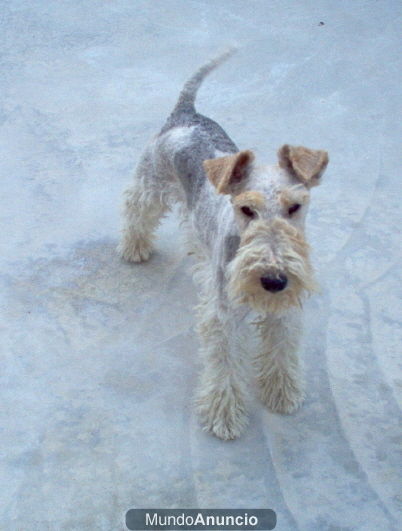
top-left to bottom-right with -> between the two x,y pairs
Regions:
125,509 -> 276,530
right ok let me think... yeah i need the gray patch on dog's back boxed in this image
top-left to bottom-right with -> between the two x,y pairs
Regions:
172,128 -> 214,208
171,124 -> 236,211
160,110 -> 238,154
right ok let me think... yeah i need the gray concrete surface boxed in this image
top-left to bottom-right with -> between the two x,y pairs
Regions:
1,1 -> 401,529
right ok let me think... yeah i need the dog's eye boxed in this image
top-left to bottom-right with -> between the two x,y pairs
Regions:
241,206 -> 255,218
288,203 -> 301,215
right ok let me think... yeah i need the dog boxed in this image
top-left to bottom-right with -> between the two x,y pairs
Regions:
118,49 -> 329,440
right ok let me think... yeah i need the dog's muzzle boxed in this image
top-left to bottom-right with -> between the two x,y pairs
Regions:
260,274 -> 288,293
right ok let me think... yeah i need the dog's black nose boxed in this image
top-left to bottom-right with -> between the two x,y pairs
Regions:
260,274 -> 288,292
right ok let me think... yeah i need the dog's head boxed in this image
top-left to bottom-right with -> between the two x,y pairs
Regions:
203,145 -> 328,314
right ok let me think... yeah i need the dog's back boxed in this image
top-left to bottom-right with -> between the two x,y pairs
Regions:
157,50 -> 239,211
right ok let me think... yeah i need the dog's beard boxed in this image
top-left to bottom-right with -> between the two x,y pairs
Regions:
226,219 -> 317,315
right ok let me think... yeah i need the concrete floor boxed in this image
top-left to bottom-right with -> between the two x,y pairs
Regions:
1,1 -> 401,530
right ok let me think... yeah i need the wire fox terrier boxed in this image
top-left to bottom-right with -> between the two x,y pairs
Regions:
118,50 -> 329,440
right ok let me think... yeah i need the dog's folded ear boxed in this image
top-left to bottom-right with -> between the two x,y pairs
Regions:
278,145 -> 329,188
203,150 -> 255,194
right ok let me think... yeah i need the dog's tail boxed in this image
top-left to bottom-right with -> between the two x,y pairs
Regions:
172,47 -> 237,114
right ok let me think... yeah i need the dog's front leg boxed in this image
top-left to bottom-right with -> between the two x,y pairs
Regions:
195,294 -> 248,440
255,309 -> 305,414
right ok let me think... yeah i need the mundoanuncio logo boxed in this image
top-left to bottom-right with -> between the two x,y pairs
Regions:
125,508 -> 277,530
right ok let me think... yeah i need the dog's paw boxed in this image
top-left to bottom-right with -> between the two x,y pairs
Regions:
259,373 -> 305,414
117,235 -> 153,263
197,386 -> 248,440
209,416 -> 245,441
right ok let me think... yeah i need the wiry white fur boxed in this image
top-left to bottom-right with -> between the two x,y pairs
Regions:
118,53 -> 327,440
254,310 -> 305,413
119,165 -> 314,438
193,259 -> 249,440
117,137 -> 185,262
227,218 -> 317,315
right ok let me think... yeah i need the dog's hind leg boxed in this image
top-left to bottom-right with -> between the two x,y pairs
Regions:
118,148 -> 170,263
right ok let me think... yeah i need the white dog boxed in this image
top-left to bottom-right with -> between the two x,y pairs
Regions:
118,50 -> 328,440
